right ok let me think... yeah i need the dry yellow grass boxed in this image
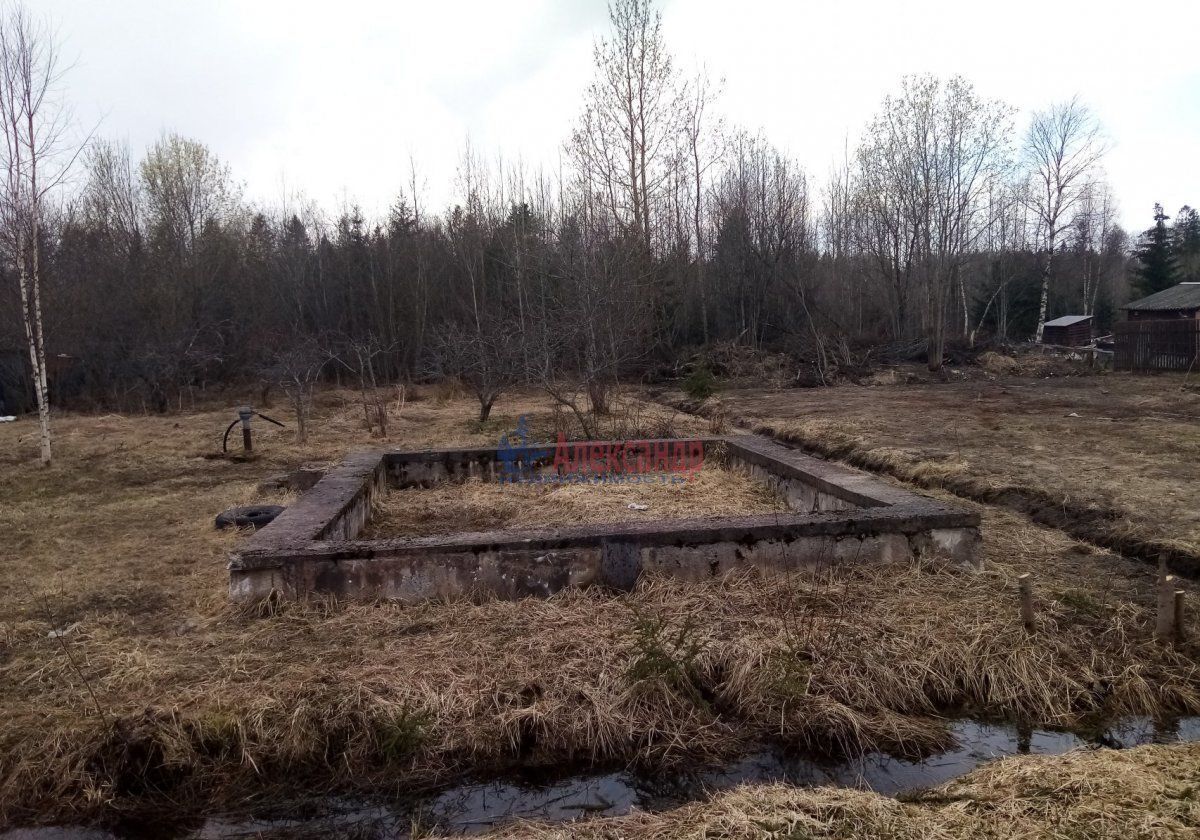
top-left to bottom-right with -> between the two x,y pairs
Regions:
365,463 -> 786,537
0,383 -> 1198,830
453,741 -> 1200,838
668,371 -> 1200,566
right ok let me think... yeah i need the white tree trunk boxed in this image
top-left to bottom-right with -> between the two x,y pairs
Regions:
1035,242 -> 1054,343
959,274 -> 969,337
16,229 -> 51,464
30,216 -> 50,464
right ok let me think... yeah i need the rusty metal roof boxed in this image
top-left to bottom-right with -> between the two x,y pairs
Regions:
1124,283 -> 1200,311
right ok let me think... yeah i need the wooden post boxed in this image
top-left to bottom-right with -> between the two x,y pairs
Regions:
1018,573 -> 1035,632
1156,574 -> 1177,640
1175,590 -> 1186,642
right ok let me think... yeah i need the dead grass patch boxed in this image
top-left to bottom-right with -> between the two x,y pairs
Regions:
364,464 -> 786,538
0,386 -> 1198,827
665,373 -> 1200,570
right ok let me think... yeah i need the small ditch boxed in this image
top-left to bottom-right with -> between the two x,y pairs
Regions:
6,716 -> 1199,839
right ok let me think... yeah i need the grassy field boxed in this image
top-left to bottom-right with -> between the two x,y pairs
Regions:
669,368 -> 1200,566
1,379 -> 1198,832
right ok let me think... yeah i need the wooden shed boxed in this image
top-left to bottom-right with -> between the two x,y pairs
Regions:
1041,315 -> 1093,347
1123,283 -> 1200,321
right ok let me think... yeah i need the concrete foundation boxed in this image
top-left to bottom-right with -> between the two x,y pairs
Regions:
229,435 -> 982,603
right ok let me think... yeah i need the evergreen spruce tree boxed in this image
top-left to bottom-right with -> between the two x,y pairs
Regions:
1132,203 -> 1179,295
1173,205 -> 1200,282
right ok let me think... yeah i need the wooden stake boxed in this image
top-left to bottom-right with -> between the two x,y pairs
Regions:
1018,573 -> 1035,632
1156,574 -> 1177,640
1175,589 -> 1186,642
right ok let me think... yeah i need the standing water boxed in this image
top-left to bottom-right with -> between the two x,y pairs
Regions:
5,717 -> 1199,839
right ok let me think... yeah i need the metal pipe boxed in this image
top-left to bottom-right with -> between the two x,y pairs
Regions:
222,407 -> 287,453
238,406 -> 254,452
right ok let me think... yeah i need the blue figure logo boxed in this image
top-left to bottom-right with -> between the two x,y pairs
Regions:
496,415 -> 550,483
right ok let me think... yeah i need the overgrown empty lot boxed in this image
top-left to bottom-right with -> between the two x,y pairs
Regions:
364,462 -> 785,538
672,371 -> 1200,563
1,382 -> 1199,832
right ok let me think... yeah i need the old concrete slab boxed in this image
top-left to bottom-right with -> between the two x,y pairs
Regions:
229,435 -> 982,603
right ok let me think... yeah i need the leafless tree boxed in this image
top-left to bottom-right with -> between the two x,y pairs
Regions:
81,138 -> 140,248
711,132 -> 815,355
263,338 -> 326,444
821,141 -> 867,335
972,177 -> 1028,343
856,75 -> 1012,369
329,332 -> 397,436
1072,178 -> 1121,316
569,0 -> 683,247
1023,97 -> 1106,341
680,67 -> 724,343
140,132 -> 239,251
0,0 -> 1149,418
427,321 -> 520,423
0,4 -> 83,464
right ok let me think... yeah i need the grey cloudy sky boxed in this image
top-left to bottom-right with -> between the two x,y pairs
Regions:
41,0 -> 1200,232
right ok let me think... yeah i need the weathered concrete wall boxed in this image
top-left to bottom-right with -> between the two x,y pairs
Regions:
229,434 -> 983,603
230,509 -> 982,603
384,438 -> 711,489
733,459 -> 858,513
387,449 -> 503,488
241,452 -> 385,550
230,526 -> 981,603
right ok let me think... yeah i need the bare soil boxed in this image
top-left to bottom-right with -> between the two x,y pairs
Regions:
364,465 -> 786,538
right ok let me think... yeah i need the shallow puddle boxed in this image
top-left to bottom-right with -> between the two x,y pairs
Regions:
7,717 -> 1199,839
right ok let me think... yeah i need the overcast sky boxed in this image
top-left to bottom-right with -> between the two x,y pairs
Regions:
41,0 -> 1200,233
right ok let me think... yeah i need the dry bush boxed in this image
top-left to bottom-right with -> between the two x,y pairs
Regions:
978,350 -> 1021,376
428,378 -> 468,405
699,340 -> 795,385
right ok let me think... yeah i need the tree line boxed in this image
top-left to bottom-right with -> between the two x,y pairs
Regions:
0,0 -> 1186,457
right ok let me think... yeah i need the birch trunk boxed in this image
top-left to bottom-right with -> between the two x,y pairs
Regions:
29,231 -> 50,464
16,227 -> 50,464
28,99 -> 49,464
1035,243 -> 1053,342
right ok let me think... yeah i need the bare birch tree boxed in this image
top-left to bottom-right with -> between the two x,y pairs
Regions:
1072,178 -> 1119,316
569,0 -> 682,247
856,75 -> 1011,368
82,138 -> 141,248
1023,97 -> 1106,341
680,68 -> 723,343
0,5 -> 81,464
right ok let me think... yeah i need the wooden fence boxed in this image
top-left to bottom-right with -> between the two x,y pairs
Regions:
1114,319 -> 1200,372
